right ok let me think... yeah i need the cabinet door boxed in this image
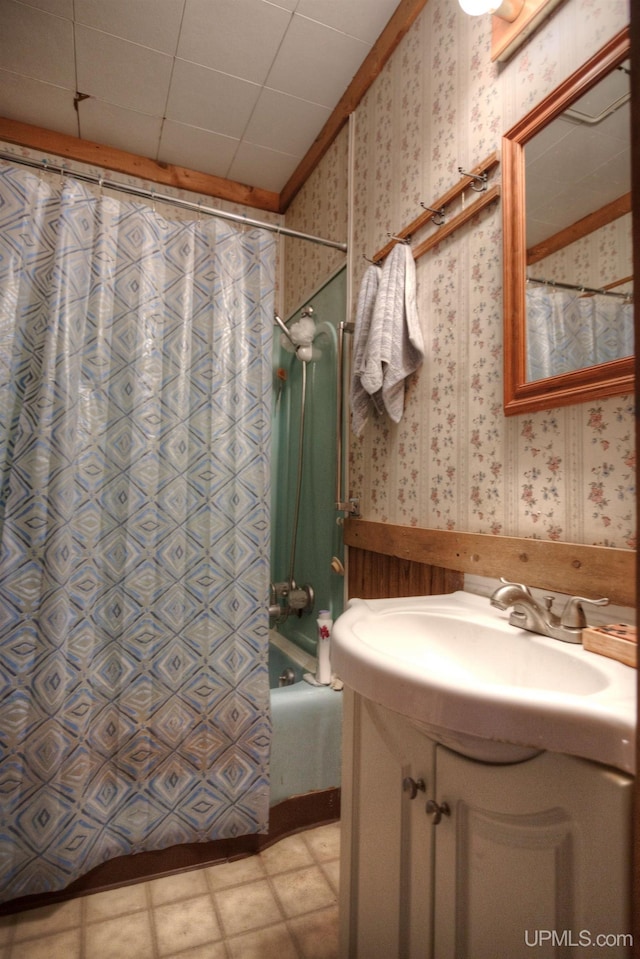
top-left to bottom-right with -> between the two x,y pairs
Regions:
340,691 -> 436,959
433,748 -> 633,959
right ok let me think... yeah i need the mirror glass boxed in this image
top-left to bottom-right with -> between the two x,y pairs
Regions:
502,28 -> 633,415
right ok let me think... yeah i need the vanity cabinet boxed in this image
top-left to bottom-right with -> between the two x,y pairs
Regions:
340,689 -> 633,959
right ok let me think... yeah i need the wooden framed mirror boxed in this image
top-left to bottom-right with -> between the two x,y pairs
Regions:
502,27 -> 633,416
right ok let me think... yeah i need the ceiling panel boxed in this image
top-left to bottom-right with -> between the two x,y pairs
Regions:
79,98 -> 164,158
75,25 -> 175,115
0,72 -> 78,134
158,120 -> 239,177
228,139 -> 301,193
166,60 -> 261,138
265,15 -> 369,106
295,0 -> 399,44
0,0 -> 403,195
243,87 -> 331,155
177,0 -> 293,86
74,0 -> 185,54
0,0 -> 75,86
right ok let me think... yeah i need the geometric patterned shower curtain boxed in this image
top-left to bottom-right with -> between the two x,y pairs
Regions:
0,162 -> 274,903
526,284 -> 634,380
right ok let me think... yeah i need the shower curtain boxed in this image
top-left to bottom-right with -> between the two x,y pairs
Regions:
526,285 -> 634,380
0,162 -> 274,903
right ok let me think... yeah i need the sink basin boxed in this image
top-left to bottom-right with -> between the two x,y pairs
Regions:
331,591 -> 636,773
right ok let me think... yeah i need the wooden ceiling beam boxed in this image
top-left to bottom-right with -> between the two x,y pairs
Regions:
527,192 -> 632,264
0,116 -> 281,214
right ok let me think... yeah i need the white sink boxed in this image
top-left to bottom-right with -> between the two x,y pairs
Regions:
331,591 -> 636,773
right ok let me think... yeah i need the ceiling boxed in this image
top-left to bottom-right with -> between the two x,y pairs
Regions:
526,60 -> 631,249
0,0 -> 402,198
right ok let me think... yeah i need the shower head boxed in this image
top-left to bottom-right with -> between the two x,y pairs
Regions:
274,312 -> 294,345
288,316 -> 315,348
276,308 -> 319,362
295,345 -> 314,362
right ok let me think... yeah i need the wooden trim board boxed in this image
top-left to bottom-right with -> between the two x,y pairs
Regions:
371,153 -> 500,264
344,519 -> 636,608
0,117 -> 281,213
527,192 -> 632,265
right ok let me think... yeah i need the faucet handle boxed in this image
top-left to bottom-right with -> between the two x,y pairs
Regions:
560,595 -> 609,628
498,577 -> 533,595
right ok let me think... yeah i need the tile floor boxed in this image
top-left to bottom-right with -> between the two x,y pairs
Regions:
0,822 -> 340,959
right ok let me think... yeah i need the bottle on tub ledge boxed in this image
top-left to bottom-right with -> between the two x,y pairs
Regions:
316,610 -> 333,685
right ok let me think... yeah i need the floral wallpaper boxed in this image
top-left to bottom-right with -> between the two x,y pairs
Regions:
282,129 -> 349,315
285,0 -> 634,550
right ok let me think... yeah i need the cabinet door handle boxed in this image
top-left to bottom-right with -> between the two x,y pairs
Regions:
425,799 -> 451,824
402,777 -> 426,800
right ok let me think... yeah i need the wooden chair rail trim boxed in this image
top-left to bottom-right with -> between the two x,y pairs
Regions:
371,152 -> 500,263
344,519 -> 636,608
411,184 -> 501,262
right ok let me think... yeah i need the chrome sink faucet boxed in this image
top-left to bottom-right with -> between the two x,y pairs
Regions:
489,579 -> 609,644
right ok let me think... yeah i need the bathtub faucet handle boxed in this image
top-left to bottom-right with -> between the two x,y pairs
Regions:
336,497 -> 360,518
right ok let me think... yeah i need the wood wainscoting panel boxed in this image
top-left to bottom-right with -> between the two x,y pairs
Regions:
347,545 -> 463,600
344,520 -> 636,609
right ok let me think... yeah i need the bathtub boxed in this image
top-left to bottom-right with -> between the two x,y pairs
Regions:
269,629 -> 342,806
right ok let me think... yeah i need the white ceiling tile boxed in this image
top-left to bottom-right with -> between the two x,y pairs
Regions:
74,0 -> 184,54
244,88 -> 330,157
264,0 -> 298,11
266,14 -> 368,107
295,0 -> 397,43
1,0 -> 405,194
0,70 -> 77,134
18,0 -> 73,16
579,148 -> 630,202
228,140 -> 299,192
178,0 -> 292,85
75,24 -> 174,116
0,0 -> 75,87
158,120 -> 239,178
78,100 -> 163,159
166,61 -> 260,140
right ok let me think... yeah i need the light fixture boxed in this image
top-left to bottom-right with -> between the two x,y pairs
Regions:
458,0 -> 525,21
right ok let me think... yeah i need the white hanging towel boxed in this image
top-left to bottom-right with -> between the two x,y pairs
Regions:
350,263 -> 381,437
360,243 -> 424,424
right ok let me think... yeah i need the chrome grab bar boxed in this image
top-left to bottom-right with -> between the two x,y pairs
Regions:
335,320 -> 360,518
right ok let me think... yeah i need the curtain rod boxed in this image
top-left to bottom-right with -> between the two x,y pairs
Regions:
527,275 -> 633,301
0,152 -> 348,253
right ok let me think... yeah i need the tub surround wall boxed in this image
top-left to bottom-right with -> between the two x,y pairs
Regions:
284,0 -> 634,550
